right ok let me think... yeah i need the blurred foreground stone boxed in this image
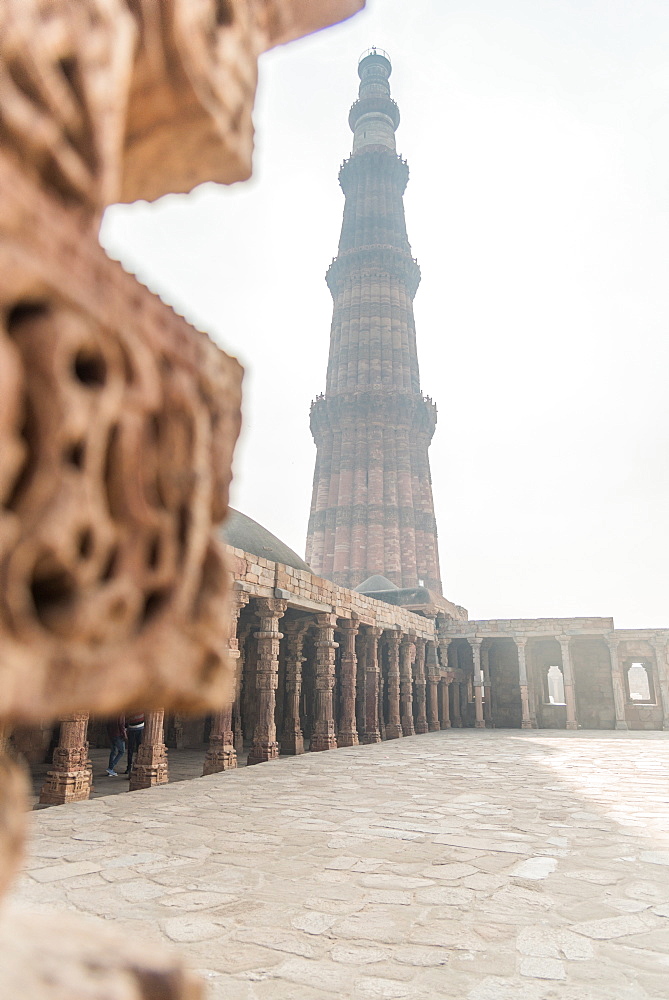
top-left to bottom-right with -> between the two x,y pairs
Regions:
0,0 -> 365,996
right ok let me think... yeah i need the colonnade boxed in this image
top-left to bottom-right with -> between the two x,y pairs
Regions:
31,619 -> 669,804
35,594 -> 443,804
443,631 -> 669,733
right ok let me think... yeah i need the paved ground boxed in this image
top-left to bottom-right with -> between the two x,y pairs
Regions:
11,730 -> 669,1000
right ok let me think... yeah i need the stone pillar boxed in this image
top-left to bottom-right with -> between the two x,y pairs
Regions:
39,714 -> 92,805
281,621 -> 309,754
338,619 -> 360,746
469,638 -> 485,728
203,592 -> 249,775
130,710 -> 168,789
399,635 -> 416,737
413,638 -> 428,734
449,644 -> 462,727
482,643 -> 493,727
606,634 -> 629,730
362,627 -> 382,743
233,622 -> 252,754
514,638 -> 532,729
438,679 -> 451,729
651,636 -> 669,731
384,632 -> 403,740
557,636 -> 578,730
310,613 -> 339,752
426,641 -> 440,732
437,638 -> 451,730
247,598 -> 287,765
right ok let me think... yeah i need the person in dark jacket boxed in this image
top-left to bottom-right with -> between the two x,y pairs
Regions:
124,712 -> 145,777
106,716 -> 126,776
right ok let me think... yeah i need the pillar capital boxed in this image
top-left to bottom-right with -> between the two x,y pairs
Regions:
254,597 -> 288,619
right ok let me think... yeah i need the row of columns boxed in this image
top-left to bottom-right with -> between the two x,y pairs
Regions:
446,632 -> 669,732
36,594 -> 442,804
37,622 -> 669,804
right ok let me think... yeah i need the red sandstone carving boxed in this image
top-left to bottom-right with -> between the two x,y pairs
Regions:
0,0 -> 366,996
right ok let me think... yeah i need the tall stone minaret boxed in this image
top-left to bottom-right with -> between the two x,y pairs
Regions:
306,49 -> 442,594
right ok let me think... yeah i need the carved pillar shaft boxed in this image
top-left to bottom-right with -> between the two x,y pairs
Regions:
426,641 -> 440,732
338,620 -> 360,746
130,710 -> 168,790
281,622 -> 308,754
362,628 -> 382,743
310,613 -> 339,752
400,636 -> 415,737
39,714 -> 92,805
413,639 -> 428,734
558,637 -> 578,730
652,639 -> 669,731
437,638 -> 451,729
515,638 -> 532,729
248,599 -> 287,765
385,633 -> 402,739
203,593 -> 248,775
449,643 -> 462,727
482,644 -> 493,726
437,680 -> 450,729
470,639 -> 484,728
606,636 -> 628,730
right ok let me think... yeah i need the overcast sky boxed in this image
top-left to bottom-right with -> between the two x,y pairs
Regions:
101,0 -> 669,630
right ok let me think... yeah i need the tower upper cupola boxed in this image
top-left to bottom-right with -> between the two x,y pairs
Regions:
349,48 -> 399,154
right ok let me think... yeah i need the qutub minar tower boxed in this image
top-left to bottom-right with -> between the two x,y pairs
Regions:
306,49 -> 442,595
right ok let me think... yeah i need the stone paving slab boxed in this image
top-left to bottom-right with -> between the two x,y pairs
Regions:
10,730 -> 669,999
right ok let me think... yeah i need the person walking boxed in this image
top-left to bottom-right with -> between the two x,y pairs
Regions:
124,712 -> 145,777
106,716 -> 126,776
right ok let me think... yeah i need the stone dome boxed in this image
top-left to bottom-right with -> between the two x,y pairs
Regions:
220,509 -> 312,573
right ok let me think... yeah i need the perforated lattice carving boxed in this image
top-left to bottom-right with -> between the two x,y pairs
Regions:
0,151 -> 242,723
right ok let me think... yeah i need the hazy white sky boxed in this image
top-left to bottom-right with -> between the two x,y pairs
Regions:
101,0 -> 669,629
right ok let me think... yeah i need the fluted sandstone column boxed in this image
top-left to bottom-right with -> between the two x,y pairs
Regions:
514,638 -> 532,729
248,599 -> 287,765
385,633 -> 402,740
399,635 -> 416,737
469,638 -> 485,728
413,638 -> 428,734
338,619 -> 360,746
606,635 -> 628,731
558,636 -> 578,730
203,592 -> 248,775
426,641 -> 440,732
282,621 -> 309,754
130,710 -> 168,790
482,643 -> 493,726
362,627 -> 382,743
311,613 -> 339,752
651,636 -> 669,731
233,622 -> 252,753
39,714 -> 92,805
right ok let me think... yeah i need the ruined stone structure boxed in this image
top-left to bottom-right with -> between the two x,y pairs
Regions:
30,512 -> 669,807
0,2 -> 365,998
306,49 -> 442,594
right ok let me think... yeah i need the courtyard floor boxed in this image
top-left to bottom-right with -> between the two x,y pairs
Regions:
10,729 -> 669,1000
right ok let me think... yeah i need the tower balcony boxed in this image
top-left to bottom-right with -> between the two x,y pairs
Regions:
326,244 -> 420,297
310,388 -> 437,442
339,150 -> 409,193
